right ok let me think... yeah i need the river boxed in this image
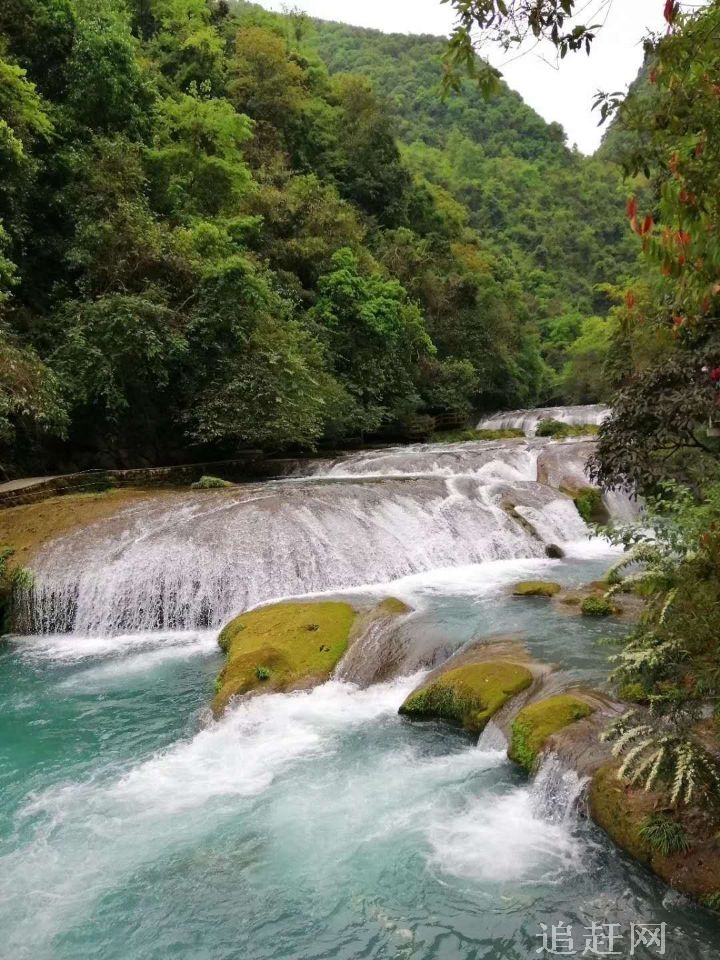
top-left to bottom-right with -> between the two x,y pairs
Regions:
1,417 -> 719,959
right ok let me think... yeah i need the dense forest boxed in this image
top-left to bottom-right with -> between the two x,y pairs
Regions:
0,0 -> 639,475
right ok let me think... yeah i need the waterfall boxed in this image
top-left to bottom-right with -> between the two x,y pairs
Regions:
19,432 -> 616,637
477,404 -> 609,437
477,720 -> 508,751
530,752 -> 589,823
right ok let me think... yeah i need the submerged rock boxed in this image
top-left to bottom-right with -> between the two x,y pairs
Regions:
331,597 -> 413,686
511,580 -> 562,598
552,580 -> 642,622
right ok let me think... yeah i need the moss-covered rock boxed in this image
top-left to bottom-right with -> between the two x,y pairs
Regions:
581,596 -> 613,617
553,583 -> 637,621
589,762 -> 720,903
374,596 -> 411,616
573,486 -> 609,524
509,694 -> 594,771
191,475 -> 233,489
474,428 -> 525,441
511,580 -> 562,598
399,660 -> 533,733
213,600 -> 358,715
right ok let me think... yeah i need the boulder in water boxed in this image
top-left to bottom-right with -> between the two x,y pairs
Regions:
545,544 -> 565,559
213,600 -> 358,715
399,659 -> 533,734
511,580 -> 562,598
508,693 -> 594,771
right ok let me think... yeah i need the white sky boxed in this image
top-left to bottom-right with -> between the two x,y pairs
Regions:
255,0 -> 668,153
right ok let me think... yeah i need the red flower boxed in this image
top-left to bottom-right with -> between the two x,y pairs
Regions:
664,0 -> 676,25
711,368 -> 720,383
625,291 -> 636,309
626,196 -> 638,220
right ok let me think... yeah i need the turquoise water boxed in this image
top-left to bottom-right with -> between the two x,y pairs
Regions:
2,556 -> 720,960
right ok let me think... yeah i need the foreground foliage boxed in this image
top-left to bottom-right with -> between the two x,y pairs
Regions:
603,483 -> 720,809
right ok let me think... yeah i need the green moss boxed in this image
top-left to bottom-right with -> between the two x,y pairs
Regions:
475,428 -> 525,441
191,475 -> 233,489
536,419 -> 599,439
574,487 -> 607,524
431,427 -> 525,443
589,763 -> 653,865
511,580 -> 562,598
212,600 -> 357,715
618,682 -> 650,704
509,694 -> 594,771
399,660 -> 533,733
581,596 -> 613,617
375,596 -> 411,615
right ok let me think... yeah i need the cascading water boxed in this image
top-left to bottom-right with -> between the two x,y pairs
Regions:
2,412 -> 717,960
530,752 -> 589,823
22,435 -> 612,637
477,404 -> 610,436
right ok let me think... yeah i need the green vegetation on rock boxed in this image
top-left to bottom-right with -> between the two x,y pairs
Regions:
580,596 -> 613,617
509,694 -> 594,771
638,814 -> 691,857
399,660 -> 532,733
475,428 -> 525,441
511,581 -> 562,598
573,487 -> 606,524
191,476 -> 233,490
213,600 -> 357,715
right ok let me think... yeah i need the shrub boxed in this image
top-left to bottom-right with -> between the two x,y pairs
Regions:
536,418 -> 569,437
574,487 -> 605,523
618,682 -> 649,703
536,419 -> 599,439
701,892 -> 720,912
581,596 -> 613,617
191,475 -> 233,489
638,814 -> 691,856
0,546 -> 33,634
255,665 -> 271,681
603,712 -> 720,807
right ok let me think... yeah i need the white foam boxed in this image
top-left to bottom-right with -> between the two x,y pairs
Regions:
0,675 -> 420,957
57,634 -> 218,688
10,629 -> 216,663
477,404 -> 609,437
428,787 -> 583,883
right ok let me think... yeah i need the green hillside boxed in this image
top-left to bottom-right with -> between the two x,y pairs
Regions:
0,0 -> 639,476
311,18 -> 640,324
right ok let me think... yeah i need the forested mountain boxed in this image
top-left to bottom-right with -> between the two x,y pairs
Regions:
0,0 -> 638,475
310,19 -> 641,328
